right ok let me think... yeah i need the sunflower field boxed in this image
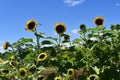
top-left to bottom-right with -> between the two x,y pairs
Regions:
0,17 -> 120,80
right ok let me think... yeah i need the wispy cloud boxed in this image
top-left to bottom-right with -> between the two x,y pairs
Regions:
115,3 -> 120,7
64,0 -> 85,7
71,29 -> 79,34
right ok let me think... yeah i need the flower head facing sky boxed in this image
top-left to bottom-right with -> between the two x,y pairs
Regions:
54,77 -> 62,80
67,68 -> 75,76
37,53 -> 48,61
26,20 -> 36,31
87,74 -> 100,80
94,16 -> 104,26
18,68 -> 27,78
54,22 -> 66,35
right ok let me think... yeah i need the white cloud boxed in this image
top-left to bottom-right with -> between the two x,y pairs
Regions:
64,0 -> 85,7
71,29 -> 79,34
115,3 -> 120,7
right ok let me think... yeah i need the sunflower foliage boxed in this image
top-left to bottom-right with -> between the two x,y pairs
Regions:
0,18 -> 120,80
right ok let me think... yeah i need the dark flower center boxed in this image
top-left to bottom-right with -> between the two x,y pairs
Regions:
80,24 -> 86,31
20,70 -> 25,76
64,35 -> 69,40
95,19 -> 103,25
39,54 -> 45,59
56,25 -> 65,34
11,61 -> 16,67
29,67 -> 36,73
90,76 -> 95,80
37,76 -> 44,80
69,70 -> 72,75
2,69 -> 9,73
28,22 -> 35,30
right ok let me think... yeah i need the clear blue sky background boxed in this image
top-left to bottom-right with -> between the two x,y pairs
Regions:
0,0 -> 120,52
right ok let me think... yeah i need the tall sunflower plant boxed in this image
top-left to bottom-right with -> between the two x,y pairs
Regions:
0,17 -> 120,80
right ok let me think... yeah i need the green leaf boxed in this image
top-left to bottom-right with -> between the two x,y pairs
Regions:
92,66 -> 100,75
46,36 -> 58,41
72,38 -> 82,44
21,38 -> 33,43
41,40 -> 54,45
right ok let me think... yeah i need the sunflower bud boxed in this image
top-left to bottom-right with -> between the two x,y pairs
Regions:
116,24 -> 120,30
110,25 -> 115,30
79,24 -> 86,32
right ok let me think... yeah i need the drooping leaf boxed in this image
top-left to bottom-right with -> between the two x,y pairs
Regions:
72,38 -> 83,44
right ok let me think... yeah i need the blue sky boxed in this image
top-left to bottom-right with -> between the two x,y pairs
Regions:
0,0 -> 120,52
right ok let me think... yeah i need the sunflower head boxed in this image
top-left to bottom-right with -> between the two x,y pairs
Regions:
79,24 -> 86,32
54,22 -> 66,35
54,77 -> 62,80
9,60 -> 16,68
2,69 -> 9,74
67,68 -> 75,76
94,16 -> 104,26
18,68 -> 27,78
62,34 -> 70,43
87,74 -> 100,80
29,66 -> 36,74
3,42 -> 9,50
26,20 -> 36,31
37,75 -> 46,80
37,53 -> 48,61
110,25 -> 115,30
116,24 -> 120,30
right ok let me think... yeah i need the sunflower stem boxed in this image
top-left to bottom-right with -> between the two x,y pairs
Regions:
58,34 -> 61,53
34,30 -> 40,53
83,31 -> 90,72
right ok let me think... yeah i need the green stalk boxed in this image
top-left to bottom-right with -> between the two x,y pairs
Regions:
34,29 -> 40,53
58,34 -> 61,53
83,31 -> 90,72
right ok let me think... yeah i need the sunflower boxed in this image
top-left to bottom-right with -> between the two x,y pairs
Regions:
37,53 -> 47,61
54,77 -> 62,80
54,22 -> 66,35
18,68 -> 27,78
3,42 -> 9,50
67,68 -> 75,76
29,65 -> 36,74
79,24 -> 86,32
94,16 -> 104,26
110,25 -> 115,30
9,60 -> 16,68
62,34 -> 70,42
87,74 -> 100,80
26,20 -> 36,31
2,69 -> 9,74
37,75 -> 46,80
